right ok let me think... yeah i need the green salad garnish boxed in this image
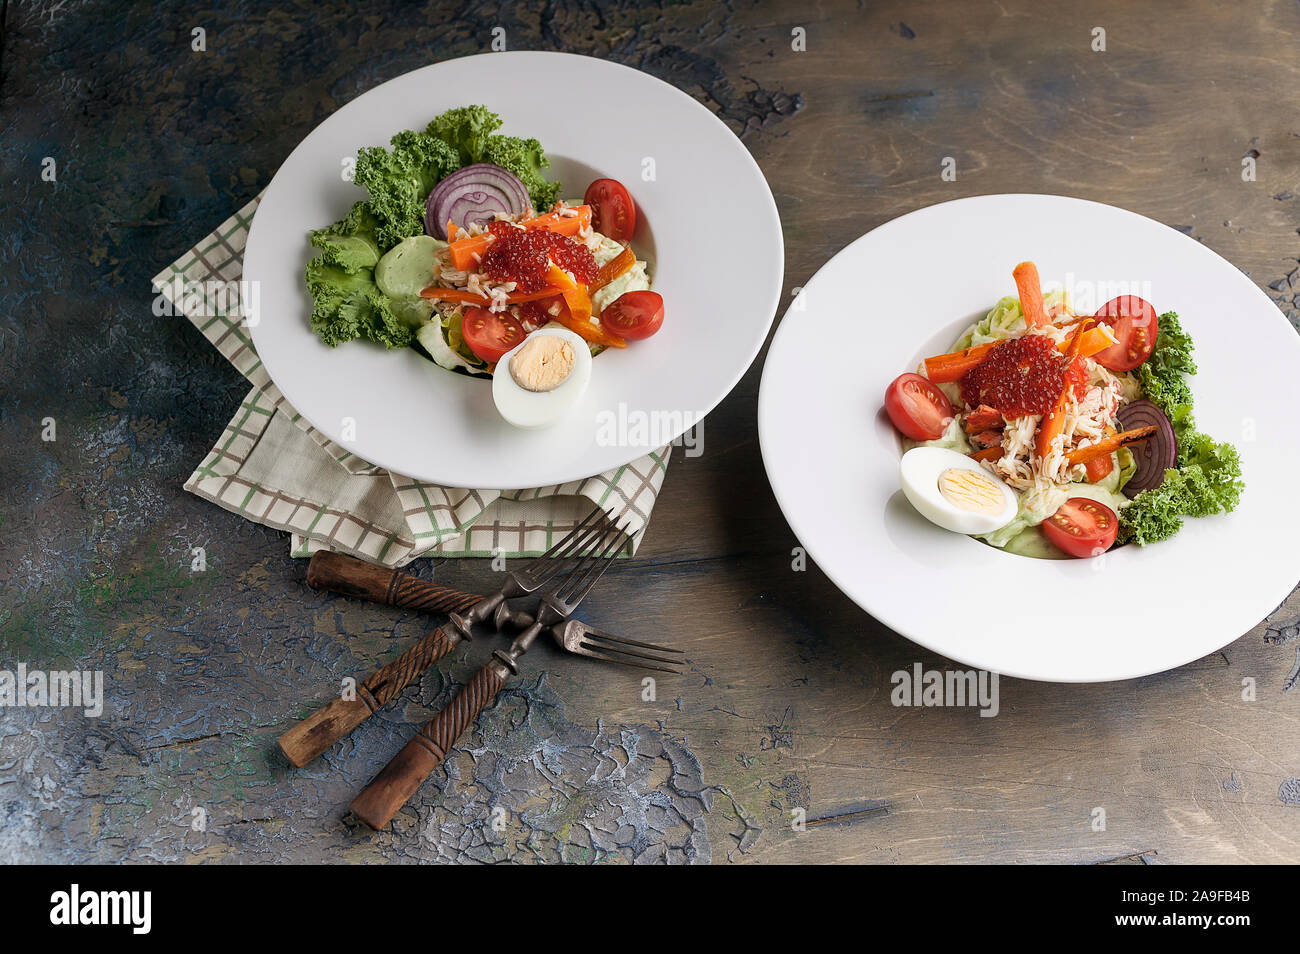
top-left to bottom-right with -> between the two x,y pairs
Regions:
1118,312 -> 1243,545
304,105 -> 561,352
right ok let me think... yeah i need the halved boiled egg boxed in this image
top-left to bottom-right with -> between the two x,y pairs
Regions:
899,446 -> 1017,535
492,324 -> 592,429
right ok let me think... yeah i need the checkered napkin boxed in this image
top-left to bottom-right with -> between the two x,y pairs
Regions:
152,195 -> 670,567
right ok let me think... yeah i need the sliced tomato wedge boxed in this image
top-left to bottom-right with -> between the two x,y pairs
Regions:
884,373 -> 954,441
461,307 -> 526,364
583,178 -> 636,241
1091,296 -> 1158,372
600,290 -> 663,341
1043,497 -> 1118,558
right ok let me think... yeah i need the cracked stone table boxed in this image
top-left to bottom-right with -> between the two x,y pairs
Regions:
2,0 -> 1298,864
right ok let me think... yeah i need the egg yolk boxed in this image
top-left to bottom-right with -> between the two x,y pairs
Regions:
937,468 -> 1005,515
509,335 -> 576,392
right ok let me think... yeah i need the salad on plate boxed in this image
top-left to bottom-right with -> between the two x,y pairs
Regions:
303,105 -> 664,428
885,262 -> 1243,559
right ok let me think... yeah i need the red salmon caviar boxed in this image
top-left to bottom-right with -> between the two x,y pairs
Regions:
480,222 -> 598,292
959,335 -> 1089,418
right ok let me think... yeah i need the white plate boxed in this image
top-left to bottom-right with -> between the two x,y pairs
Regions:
244,52 -> 783,489
759,194 -> 1300,683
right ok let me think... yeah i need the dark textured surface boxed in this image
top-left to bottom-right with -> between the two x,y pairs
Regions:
2,0 -> 1298,864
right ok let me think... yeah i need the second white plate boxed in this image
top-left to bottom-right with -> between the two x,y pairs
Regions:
759,194 -> 1300,682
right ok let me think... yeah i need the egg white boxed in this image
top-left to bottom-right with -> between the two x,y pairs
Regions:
899,446 -> 1018,535
492,325 -> 593,429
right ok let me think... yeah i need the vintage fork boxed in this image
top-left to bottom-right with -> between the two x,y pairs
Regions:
303,549 -> 684,674
511,613 -> 685,675
278,508 -> 625,768
350,519 -> 633,829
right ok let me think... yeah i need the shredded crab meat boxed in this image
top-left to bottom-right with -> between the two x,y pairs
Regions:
961,318 -> 1133,492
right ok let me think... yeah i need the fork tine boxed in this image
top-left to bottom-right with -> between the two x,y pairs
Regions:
517,508 -> 613,588
578,627 -> 685,654
533,506 -> 605,563
574,646 -> 685,674
555,519 -> 630,605
578,639 -> 684,666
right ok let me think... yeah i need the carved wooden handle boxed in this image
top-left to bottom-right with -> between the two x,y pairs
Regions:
306,550 -> 482,615
349,661 -> 508,829
278,624 -> 466,768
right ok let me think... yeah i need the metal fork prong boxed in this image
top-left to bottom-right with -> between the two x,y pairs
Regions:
555,519 -> 630,605
518,508 -> 613,589
575,647 -> 684,674
534,505 -> 605,563
578,627 -> 685,654
578,639 -> 684,667
552,526 -> 622,605
548,507 -> 611,563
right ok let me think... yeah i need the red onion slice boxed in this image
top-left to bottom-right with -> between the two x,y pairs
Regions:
1116,399 -> 1177,496
424,163 -> 531,239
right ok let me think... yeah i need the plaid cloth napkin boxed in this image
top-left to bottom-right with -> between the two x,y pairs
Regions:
152,195 -> 671,567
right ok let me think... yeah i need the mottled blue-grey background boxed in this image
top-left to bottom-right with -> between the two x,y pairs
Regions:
2,0 -> 1297,864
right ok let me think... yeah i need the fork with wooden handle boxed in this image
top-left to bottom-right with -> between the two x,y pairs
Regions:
350,520 -> 633,829
278,509 -> 622,768
305,549 -> 685,673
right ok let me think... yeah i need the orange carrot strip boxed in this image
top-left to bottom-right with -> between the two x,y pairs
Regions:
924,321 -> 1114,384
545,264 -> 578,292
1065,426 -> 1157,466
418,285 -> 563,303
592,246 -> 635,292
562,284 -> 593,324
1013,261 -> 1049,328
924,341 -> 1001,383
447,206 -> 593,272
1035,320 -> 1094,459
970,447 -> 1003,462
1071,324 -> 1117,360
553,307 -> 627,349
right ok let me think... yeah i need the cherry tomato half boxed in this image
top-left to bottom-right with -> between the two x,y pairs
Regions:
600,290 -> 663,341
583,178 -> 637,241
461,307 -> 526,364
1043,497 -> 1118,558
1091,296 -> 1158,372
884,373 -> 954,441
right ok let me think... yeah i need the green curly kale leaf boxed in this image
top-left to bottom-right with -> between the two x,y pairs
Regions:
1136,312 -> 1196,415
1116,469 -> 1189,545
481,135 -> 561,210
355,131 -> 460,248
1177,429 -> 1244,515
424,105 -> 503,166
1117,436 -> 1244,545
422,108 -> 561,211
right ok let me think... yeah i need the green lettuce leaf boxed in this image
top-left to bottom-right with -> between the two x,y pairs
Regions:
308,201 -> 382,272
